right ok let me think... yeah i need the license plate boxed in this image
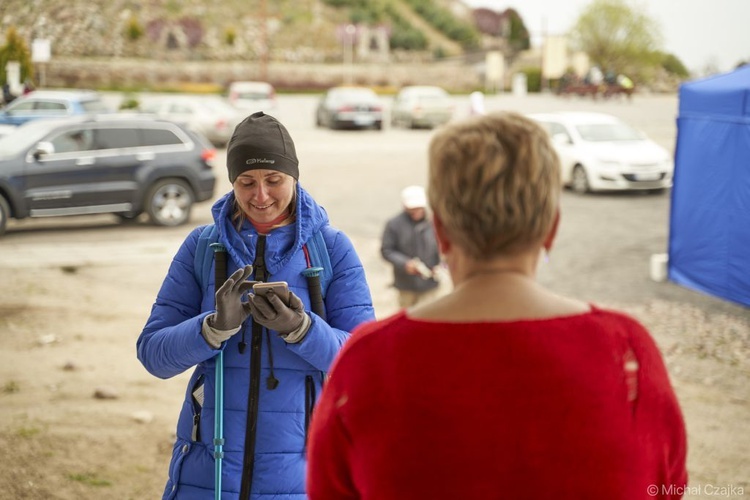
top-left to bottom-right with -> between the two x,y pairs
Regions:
354,115 -> 374,125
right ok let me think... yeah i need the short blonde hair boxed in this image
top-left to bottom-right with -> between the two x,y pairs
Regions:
428,112 -> 561,259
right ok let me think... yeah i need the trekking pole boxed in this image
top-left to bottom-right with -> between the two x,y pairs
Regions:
210,242 -> 227,500
301,266 -> 326,322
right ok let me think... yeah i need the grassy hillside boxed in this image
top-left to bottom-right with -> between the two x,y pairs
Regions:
0,0 -> 478,62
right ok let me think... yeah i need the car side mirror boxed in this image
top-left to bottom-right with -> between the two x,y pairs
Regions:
32,141 -> 55,160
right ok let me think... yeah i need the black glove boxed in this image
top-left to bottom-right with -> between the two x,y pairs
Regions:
208,265 -> 256,331
248,289 -> 309,337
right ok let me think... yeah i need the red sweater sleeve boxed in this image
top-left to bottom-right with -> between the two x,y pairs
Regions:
307,320 -> 380,499
622,312 -> 689,496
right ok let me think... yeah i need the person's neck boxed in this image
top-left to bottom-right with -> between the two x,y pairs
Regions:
451,253 -> 539,289
249,211 -> 291,235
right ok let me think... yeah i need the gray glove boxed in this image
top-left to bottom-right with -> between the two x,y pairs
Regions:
248,289 -> 310,338
208,265 -> 256,331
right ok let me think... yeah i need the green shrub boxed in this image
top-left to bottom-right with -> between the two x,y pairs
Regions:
119,93 -> 140,110
0,26 -> 34,87
519,67 -> 542,92
224,27 -> 236,46
125,16 -> 144,41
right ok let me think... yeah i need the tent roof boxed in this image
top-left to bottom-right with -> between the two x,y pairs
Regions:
679,65 -> 750,117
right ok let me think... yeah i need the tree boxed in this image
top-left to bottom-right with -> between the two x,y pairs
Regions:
569,0 -> 661,77
657,52 -> 689,78
505,8 -> 530,53
0,26 -> 34,87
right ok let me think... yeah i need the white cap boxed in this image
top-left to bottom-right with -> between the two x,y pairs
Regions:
401,185 -> 427,209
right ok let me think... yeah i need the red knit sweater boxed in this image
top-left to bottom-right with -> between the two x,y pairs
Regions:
307,306 -> 687,499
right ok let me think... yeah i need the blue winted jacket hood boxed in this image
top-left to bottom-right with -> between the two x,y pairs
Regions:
211,183 -> 328,275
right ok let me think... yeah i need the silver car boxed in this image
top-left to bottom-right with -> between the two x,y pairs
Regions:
141,96 -> 244,147
227,81 -> 278,114
315,86 -> 384,130
390,85 -> 453,129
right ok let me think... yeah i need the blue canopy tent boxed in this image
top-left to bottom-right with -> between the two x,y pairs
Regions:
668,65 -> 750,307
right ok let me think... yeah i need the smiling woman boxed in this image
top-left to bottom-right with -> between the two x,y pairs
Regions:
136,110 -> 376,500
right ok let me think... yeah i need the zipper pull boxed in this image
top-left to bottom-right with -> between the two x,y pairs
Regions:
191,414 -> 200,441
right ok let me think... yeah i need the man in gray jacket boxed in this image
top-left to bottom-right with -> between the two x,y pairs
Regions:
381,185 -> 442,308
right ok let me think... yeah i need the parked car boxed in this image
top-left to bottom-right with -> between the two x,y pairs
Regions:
528,112 -> 673,193
227,81 -> 278,114
0,114 -> 217,236
315,86 -> 383,130
0,89 -> 112,127
140,95 -> 244,147
0,124 -> 15,138
390,85 -> 453,129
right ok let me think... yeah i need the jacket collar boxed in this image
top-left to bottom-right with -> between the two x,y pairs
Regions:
210,184 -> 329,275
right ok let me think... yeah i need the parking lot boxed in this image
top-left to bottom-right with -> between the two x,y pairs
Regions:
1,92 -> 748,498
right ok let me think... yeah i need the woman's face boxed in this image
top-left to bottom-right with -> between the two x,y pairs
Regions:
233,169 -> 295,223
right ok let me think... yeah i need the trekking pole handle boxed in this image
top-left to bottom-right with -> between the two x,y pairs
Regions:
301,266 -> 326,322
210,243 -> 228,285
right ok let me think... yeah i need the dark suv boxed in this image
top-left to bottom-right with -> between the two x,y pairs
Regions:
0,114 -> 217,235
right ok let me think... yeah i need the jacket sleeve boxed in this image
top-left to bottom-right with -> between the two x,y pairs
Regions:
136,228 -> 219,379
380,216 -> 410,270
284,229 -> 375,372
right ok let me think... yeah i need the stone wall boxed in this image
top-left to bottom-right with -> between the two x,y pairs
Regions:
43,57 -> 483,92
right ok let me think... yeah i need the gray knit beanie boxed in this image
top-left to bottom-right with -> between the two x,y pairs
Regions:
226,111 -> 299,182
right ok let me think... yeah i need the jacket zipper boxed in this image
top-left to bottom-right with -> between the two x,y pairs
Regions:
239,324 -> 263,499
304,375 -> 316,446
190,373 -> 204,442
239,235 -> 267,499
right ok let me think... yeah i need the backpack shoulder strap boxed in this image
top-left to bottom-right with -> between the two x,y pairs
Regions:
196,225 -> 332,297
307,229 -> 333,299
194,223 -> 219,289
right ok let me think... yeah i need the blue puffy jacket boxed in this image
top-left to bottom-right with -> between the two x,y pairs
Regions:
137,185 -> 375,499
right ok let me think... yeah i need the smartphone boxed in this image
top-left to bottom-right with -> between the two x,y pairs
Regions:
252,281 -> 290,305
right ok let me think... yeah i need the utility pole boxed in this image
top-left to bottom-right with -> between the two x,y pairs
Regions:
260,0 -> 268,81
343,24 -> 356,85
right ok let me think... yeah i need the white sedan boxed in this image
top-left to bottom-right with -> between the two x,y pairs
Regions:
529,112 -> 673,193
140,96 -> 244,147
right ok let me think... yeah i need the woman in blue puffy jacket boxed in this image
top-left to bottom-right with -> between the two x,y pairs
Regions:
137,111 -> 376,499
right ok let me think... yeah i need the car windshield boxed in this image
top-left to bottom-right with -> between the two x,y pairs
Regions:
236,92 -> 269,100
0,121 -> 58,156
416,94 -> 450,104
333,89 -> 377,102
81,99 -> 110,112
575,122 -> 643,142
200,98 -> 237,114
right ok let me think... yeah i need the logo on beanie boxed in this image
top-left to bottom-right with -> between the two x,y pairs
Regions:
246,158 -> 276,165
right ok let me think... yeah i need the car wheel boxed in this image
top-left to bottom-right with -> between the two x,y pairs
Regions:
0,195 -> 10,237
145,178 -> 194,226
571,165 -> 591,194
375,121 -> 383,130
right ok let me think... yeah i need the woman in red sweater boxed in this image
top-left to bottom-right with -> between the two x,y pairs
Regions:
307,112 -> 687,499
